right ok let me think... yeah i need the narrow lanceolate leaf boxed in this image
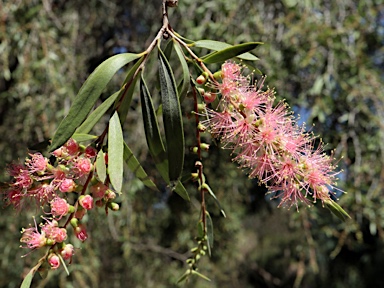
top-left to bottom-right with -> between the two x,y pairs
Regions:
20,269 -> 34,288
202,42 -> 262,64
21,261 -> 44,288
192,40 -> 261,61
158,49 -> 185,182
123,142 -> 158,191
76,90 -> 121,134
173,40 -> 190,101
108,112 -> 124,192
117,56 -> 144,125
49,52 -> 142,152
324,199 -> 351,222
95,149 -> 107,183
140,75 -> 190,201
140,76 -> 167,169
205,211 -> 214,257
72,133 -> 98,142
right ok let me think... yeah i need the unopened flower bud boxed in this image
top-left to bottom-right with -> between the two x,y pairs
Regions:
47,253 -> 60,270
61,243 -> 74,260
74,224 -> 88,242
85,146 -> 97,158
197,87 -> 205,96
203,92 -> 216,104
196,74 -> 207,85
200,143 -> 210,151
107,202 -> 120,211
213,70 -> 223,80
64,139 -> 79,155
197,122 -> 207,132
59,178 -> 76,193
105,190 -> 116,200
79,195 -> 94,210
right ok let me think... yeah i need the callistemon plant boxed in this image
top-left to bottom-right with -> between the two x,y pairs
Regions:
2,0 -> 349,286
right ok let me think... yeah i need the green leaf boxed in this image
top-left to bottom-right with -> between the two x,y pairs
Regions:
108,111 -> 124,192
191,270 -> 211,282
177,271 -> 190,284
173,41 -> 190,101
72,133 -> 98,142
95,149 -> 107,183
158,49 -> 185,182
49,52 -> 142,152
140,75 -> 189,201
76,90 -> 121,134
140,75 -> 167,172
21,260 -> 44,288
202,42 -> 262,64
20,269 -> 35,288
117,56 -> 144,125
204,184 -> 226,217
193,40 -> 261,61
324,199 -> 351,222
173,180 -> 190,201
205,211 -> 214,256
197,221 -> 204,238
123,142 -> 158,191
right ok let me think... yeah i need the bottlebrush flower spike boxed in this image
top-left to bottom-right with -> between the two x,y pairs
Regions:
205,61 -> 344,210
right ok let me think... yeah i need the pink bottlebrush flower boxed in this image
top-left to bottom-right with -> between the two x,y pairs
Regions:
4,188 -> 24,209
206,61 -> 340,208
61,243 -> 74,260
47,253 -> 60,269
8,164 -> 33,189
74,224 -> 88,242
74,158 -> 92,176
79,195 -> 94,210
59,178 -> 76,193
29,183 -> 55,205
20,219 -> 47,249
26,153 -> 48,173
50,197 -> 70,218
41,220 -> 67,244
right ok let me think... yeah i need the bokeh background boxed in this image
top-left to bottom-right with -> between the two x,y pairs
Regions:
1,0 -> 384,287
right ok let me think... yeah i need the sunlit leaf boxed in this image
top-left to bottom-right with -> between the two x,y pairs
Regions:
49,52 -> 142,152
76,90 -> 121,134
202,42 -> 262,64
173,40 -> 190,101
117,56 -> 144,125
158,48 -> 185,182
108,112 -> 124,192
95,149 -> 107,183
193,40 -> 261,61
123,142 -> 158,191
71,133 -> 98,142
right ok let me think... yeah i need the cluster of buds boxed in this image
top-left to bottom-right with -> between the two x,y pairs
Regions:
202,62 -> 340,209
2,138 -> 119,270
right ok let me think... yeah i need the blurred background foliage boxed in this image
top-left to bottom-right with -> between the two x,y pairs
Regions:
1,0 -> 384,287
